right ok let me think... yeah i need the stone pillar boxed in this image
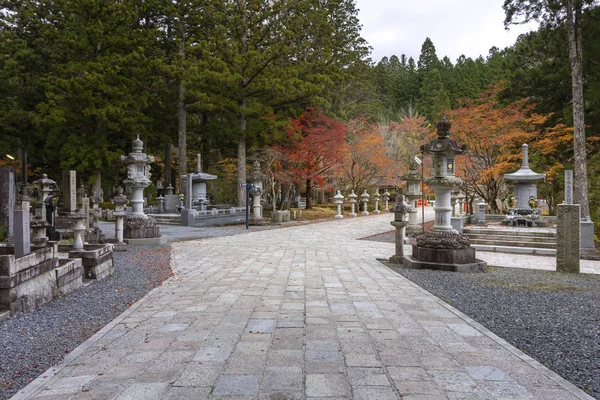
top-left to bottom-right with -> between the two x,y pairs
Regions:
0,166 -> 15,240
82,197 -> 90,229
556,204 -> 580,273
348,190 -> 358,217
62,170 -> 77,212
250,161 -> 264,224
334,190 -> 344,219
157,196 -> 165,213
360,190 -> 369,216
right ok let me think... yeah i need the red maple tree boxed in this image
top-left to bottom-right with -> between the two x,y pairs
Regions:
274,108 -> 346,209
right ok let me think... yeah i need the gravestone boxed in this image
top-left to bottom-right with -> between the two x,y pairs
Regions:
0,166 -> 15,240
14,207 -> 31,257
62,170 -> 77,212
556,204 -> 580,273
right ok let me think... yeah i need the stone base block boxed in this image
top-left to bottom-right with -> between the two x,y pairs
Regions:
180,209 -> 195,226
581,220 -> 595,250
124,236 -> 168,246
271,210 -> 291,223
124,215 -> 161,238
402,255 -> 487,272
69,244 -> 114,280
54,258 -> 83,297
0,246 -> 59,315
113,242 -> 128,252
412,245 -> 477,265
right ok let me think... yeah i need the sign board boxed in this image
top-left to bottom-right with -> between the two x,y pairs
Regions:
565,170 -> 573,204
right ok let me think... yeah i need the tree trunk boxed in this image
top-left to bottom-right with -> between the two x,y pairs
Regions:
177,81 -> 186,193
164,142 -> 172,191
567,0 -> 590,220
237,114 -> 247,207
306,178 -> 313,209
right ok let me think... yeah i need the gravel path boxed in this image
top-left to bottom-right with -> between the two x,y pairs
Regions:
0,223 -> 279,400
367,231 -> 600,399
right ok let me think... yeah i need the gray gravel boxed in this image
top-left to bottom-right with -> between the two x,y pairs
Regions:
368,230 -> 599,399
0,222 -> 279,400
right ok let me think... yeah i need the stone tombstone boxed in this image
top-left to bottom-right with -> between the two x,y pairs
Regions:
14,208 -> 31,257
564,170 -> 573,205
62,170 -> 77,212
0,166 -> 15,239
556,204 -> 580,273
82,197 -> 90,229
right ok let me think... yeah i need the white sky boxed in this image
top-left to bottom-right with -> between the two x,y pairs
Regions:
355,0 -> 539,63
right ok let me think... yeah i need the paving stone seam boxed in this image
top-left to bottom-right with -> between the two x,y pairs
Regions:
380,259 -> 596,400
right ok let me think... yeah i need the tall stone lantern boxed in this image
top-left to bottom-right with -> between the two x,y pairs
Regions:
400,160 -> 422,236
249,161 -> 265,225
121,136 -> 165,244
403,119 -> 486,272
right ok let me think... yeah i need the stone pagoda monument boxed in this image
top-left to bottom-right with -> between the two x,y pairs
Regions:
181,154 -> 217,210
503,143 -> 546,226
121,136 -> 166,245
403,118 -> 487,272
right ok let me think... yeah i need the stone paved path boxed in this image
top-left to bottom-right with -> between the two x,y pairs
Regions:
14,214 -> 594,399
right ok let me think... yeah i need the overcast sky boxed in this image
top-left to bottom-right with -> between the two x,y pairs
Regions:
355,0 -> 539,63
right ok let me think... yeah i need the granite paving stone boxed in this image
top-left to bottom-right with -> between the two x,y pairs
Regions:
13,214 -> 596,400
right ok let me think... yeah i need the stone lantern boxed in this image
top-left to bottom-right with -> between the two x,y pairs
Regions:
400,160 -> 422,236
389,194 -> 411,264
348,190 -> 358,217
113,187 -> 128,251
360,190 -> 370,216
457,192 -> 465,216
334,190 -> 344,219
249,161 -> 264,225
383,190 -> 391,211
403,118 -> 486,272
121,136 -> 165,244
373,191 -> 381,214
34,174 -> 57,221
69,210 -> 86,250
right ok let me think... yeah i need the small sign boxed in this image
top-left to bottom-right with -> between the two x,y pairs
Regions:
565,170 -> 573,204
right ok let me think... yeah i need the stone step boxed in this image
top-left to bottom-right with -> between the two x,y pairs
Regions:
0,310 -> 10,322
472,244 -> 556,256
465,233 -> 556,243
469,238 -> 556,249
463,228 -> 556,238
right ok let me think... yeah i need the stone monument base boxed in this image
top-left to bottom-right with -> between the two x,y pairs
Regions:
402,254 -> 487,272
405,229 -> 487,272
124,215 -> 161,238
69,244 -> 114,280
